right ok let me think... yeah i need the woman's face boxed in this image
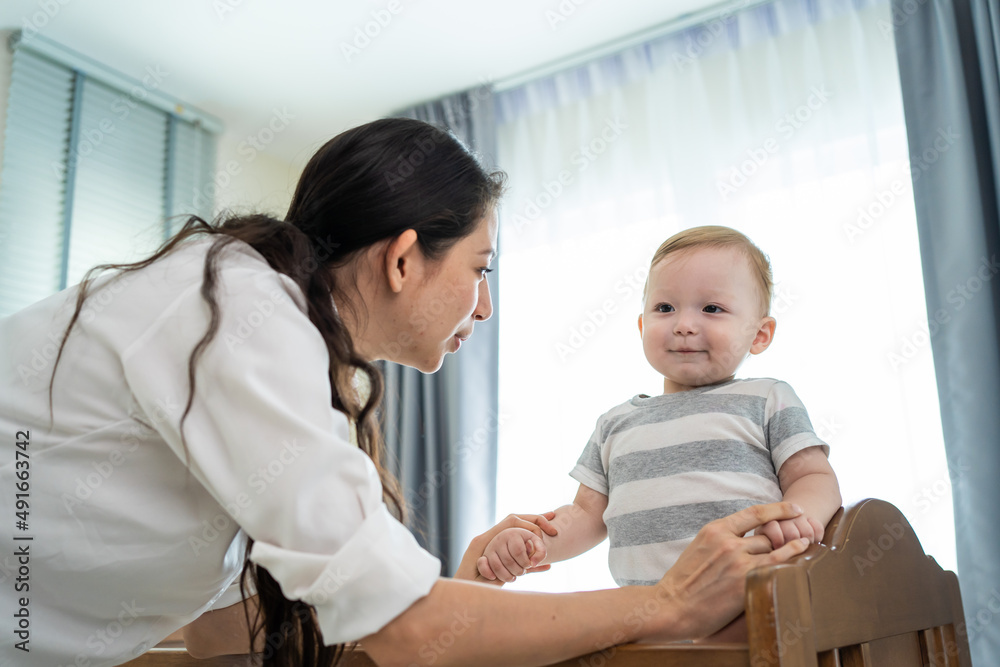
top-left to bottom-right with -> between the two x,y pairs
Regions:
393,212 -> 497,373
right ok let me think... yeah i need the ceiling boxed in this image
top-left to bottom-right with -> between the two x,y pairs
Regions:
0,0 -> 722,166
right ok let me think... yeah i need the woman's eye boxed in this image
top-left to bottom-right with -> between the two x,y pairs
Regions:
703,305 -> 722,313
656,304 -> 674,313
479,267 -> 493,277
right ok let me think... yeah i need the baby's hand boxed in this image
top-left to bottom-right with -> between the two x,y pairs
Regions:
759,515 -> 825,549
476,528 -> 547,583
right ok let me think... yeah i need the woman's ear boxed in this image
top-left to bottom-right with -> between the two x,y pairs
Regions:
384,229 -> 420,293
749,316 -> 776,355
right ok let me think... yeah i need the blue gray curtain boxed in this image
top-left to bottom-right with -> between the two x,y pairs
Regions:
381,86 -> 500,575
891,0 -> 1000,663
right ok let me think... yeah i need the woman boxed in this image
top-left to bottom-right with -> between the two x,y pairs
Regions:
0,118 -> 809,667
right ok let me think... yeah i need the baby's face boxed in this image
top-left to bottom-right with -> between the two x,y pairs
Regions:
639,245 -> 774,393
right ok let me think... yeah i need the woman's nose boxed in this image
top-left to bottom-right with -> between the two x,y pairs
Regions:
474,277 -> 493,321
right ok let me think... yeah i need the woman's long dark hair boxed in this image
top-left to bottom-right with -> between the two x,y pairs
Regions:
48,117 -> 506,666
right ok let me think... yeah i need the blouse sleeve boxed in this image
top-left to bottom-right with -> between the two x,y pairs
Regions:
119,246 -> 441,644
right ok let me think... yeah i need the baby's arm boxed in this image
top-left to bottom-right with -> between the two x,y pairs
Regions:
760,446 -> 842,548
478,484 -> 608,583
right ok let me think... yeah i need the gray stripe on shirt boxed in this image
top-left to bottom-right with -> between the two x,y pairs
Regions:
766,406 -> 815,445
605,393 -> 765,440
608,440 -> 777,488
577,434 -> 604,481
606,498 -> 758,547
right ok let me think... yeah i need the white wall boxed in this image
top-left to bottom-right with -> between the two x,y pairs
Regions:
211,128 -> 305,219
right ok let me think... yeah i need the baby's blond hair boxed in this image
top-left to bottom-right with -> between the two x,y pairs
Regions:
643,226 -> 773,316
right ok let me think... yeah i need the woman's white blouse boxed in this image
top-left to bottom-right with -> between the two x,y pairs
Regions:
0,239 -> 441,666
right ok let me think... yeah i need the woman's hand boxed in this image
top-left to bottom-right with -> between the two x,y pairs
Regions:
646,502 -> 812,641
453,512 -> 558,583
366,504 -> 810,666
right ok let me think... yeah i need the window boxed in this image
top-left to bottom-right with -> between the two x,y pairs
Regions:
0,32 -> 218,316
494,0 -> 954,593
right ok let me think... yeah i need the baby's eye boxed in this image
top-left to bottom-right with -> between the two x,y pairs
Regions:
703,305 -> 722,313
655,303 -> 674,313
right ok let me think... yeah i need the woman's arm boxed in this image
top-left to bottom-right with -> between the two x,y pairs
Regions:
187,510 -> 561,657
182,596 -> 260,659
363,502 -> 810,667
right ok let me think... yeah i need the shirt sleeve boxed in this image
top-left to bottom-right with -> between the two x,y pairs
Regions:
569,414 -> 609,495
764,381 -> 830,472
119,245 -> 441,645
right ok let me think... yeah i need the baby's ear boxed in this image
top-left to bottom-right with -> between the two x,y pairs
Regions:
750,316 -> 776,355
637,313 -> 644,338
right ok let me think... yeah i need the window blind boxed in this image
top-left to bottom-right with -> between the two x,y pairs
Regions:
0,47 -> 73,316
167,118 -> 216,237
0,33 -> 220,316
66,77 -> 168,286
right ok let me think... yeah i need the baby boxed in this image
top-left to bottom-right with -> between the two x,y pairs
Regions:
478,226 -> 841,601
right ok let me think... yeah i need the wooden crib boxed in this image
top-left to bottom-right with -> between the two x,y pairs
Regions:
122,498 -> 972,666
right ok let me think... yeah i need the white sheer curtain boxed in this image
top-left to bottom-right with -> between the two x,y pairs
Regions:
494,0 -> 954,594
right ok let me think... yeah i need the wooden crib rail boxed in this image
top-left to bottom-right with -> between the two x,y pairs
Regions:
123,498 -> 971,667
745,498 -> 971,666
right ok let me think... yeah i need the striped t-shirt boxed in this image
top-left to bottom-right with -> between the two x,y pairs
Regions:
570,377 -> 828,586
